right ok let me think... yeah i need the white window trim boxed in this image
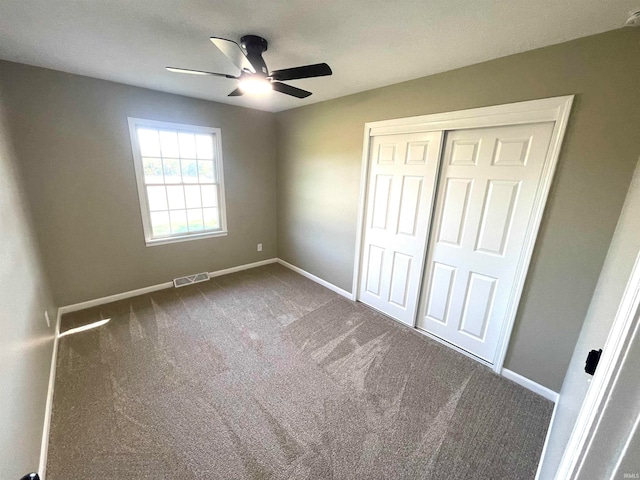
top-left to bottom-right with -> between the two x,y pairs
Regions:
127,117 -> 228,246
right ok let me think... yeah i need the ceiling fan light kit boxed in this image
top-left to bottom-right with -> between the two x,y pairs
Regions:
238,77 -> 273,95
167,34 -> 332,98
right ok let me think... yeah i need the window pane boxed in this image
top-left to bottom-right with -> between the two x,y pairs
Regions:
195,134 -> 214,159
143,157 -> 163,184
178,132 -> 196,158
166,185 -> 185,210
187,208 -> 204,231
201,185 -> 218,207
170,210 -> 188,234
162,158 -> 181,184
181,159 -> 198,183
150,211 -> 170,236
159,130 -> 179,157
132,121 -> 226,243
184,185 -> 201,208
203,207 -> 220,230
198,160 -> 215,183
137,128 -> 161,157
147,186 -> 168,211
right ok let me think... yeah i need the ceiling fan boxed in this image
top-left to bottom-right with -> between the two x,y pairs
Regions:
166,35 -> 332,99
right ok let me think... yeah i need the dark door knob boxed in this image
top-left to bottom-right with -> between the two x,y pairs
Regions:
20,474 -> 40,480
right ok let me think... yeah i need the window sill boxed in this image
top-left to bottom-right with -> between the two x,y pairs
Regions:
145,230 -> 228,247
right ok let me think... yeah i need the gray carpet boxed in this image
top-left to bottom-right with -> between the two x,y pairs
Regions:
48,263 -> 552,479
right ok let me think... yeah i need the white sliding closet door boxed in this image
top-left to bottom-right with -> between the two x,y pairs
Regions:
358,131 -> 443,325
417,122 -> 555,363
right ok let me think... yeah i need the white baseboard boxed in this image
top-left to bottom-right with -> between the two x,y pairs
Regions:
535,398 -> 559,480
208,258 -> 277,278
502,368 -> 560,403
58,281 -> 173,315
276,258 -> 354,300
39,308 -> 62,479
59,258 -> 278,314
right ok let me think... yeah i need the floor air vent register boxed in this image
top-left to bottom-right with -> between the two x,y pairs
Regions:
173,272 -> 211,288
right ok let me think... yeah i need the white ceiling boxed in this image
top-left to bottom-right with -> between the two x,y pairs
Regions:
0,0 -> 634,112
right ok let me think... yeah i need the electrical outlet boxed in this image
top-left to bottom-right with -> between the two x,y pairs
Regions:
257,243 -> 263,252
45,311 -> 50,328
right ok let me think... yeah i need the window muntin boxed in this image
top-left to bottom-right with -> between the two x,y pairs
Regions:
128,119 -> 227,245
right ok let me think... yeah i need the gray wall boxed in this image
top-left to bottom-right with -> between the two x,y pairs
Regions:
540,158 -> 640,478
0,83 -> 56,479
275,28 -> 640,392
0,61 -> 278,306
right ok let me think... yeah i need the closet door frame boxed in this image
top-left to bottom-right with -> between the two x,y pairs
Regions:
353,95 -> 574,373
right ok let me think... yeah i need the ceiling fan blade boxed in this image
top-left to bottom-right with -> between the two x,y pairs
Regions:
228,88 -> 244,97
270,63 -> 332,81
166,67 -> 238,79
210,37 -> 256,74
271,82 -> 312,99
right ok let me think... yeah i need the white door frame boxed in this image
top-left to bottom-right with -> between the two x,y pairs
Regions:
352,95 -> 574,373
554,251 -> 640,479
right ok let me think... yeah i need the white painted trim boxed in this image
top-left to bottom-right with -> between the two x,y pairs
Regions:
208,258 -> 276,278
127,117 -> 229,247
277,258 -> 354,300
502,368 -> 560,403
366,96 -> 574,136
144,230 -> 228,247
351,125 -> 373,301
353,95 -> 574,374
611,410 -> 640,478
39,308 -> 61,479
556,252 -> 640,480
59,280 -> 173,314
535,399 -> 560,480
59,258 -> 278,314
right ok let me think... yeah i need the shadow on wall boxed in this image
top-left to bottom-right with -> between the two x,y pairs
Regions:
0,85 -> 56,479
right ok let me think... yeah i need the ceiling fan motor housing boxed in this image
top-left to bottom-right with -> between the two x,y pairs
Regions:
240,35 -> 268,52
240,35 -> 269,75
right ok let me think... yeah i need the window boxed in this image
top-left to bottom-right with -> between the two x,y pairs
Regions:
128,118 -> 227,246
